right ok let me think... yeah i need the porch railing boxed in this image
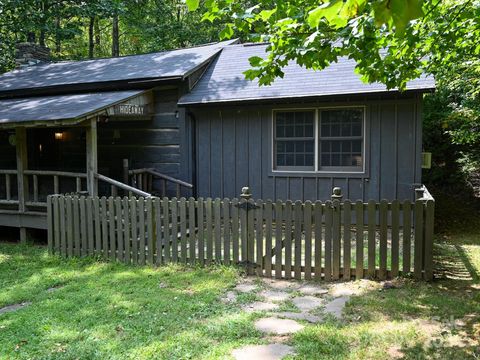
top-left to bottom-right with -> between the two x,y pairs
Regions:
128,167 -> 193,198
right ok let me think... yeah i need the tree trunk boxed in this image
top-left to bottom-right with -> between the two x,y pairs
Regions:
55,16 -> 61,54
27,32 -> 36,43
112,13 -> 119,57
88,16 -> 95,59
94,17 -> 100,46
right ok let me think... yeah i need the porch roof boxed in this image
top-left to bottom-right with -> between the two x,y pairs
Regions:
0,90 -> 143,127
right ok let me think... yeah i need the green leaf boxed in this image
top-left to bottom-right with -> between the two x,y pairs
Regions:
259,9 -> 276,21
186,0 -> 199,11
219,24 -> 235,40
308,0 -> 345,28
248,56 -> 264,67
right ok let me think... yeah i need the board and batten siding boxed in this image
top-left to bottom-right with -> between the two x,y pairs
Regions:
192,94 -> 423,202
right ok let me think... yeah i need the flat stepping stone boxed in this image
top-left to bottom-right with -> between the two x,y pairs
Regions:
255,317 -> 304,335
324,296 -> 349,319
232,343 -> 294,360
221,291 -> 237,303
276,311 -> 322,323
292,296 -> 323,312
298,284 -> 328,296
259,290 -> 290,302
263,279 -> 300,291
234,283 -> 257,293
242,302 -> 279,313
0,302 -> 31,315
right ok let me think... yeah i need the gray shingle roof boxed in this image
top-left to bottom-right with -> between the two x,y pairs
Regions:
0,90 -> 143,125
178,44 -> 435,105
0,40 -> 237,92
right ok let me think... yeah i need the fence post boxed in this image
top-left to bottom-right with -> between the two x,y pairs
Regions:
239,187 -> 256,275
331,187 -> 342,280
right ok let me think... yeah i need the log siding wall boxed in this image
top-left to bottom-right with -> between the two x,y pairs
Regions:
191,94 -> 423,202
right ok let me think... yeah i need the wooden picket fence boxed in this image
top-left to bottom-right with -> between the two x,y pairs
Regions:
47,187 -> 435,281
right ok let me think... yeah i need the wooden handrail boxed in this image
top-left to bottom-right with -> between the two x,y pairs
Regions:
145,169 -> 193,189
0,169 -> 17,175
24,170 -> 87,178
95,173 -> 151,197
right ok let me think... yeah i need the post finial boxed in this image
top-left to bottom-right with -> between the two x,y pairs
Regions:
331,187 -> 343,201
240,186 -> 252,200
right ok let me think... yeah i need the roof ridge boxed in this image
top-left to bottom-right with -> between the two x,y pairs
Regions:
7,39 -> 237,73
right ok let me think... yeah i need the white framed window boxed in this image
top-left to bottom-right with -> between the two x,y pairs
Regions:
273,107 -> 365,172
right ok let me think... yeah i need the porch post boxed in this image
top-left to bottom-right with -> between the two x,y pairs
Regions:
86,117 -> 98,196
15,127 -> 29,243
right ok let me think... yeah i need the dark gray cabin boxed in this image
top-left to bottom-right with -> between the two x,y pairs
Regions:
0,40 -> 434,234
179,43 -> 434,202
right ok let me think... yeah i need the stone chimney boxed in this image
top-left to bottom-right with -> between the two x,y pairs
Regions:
15,42 -> 51,69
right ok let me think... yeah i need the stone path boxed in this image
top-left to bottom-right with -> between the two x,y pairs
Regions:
0,302 -> 31,315
226,277 -> 357,359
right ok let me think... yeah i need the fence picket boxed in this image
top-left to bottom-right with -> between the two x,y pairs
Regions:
123,197 -> 131,264
80,197 -> 87,257
47,196 -> 53,254
108,197 -> 116,261
138,197 -> 146,265
223,199 -> 231,265
391,200 -> 400,277
94,197 -> 101,256
205,198 -> 213,265
197,198 -> 204,265
214,198 -> 222,262
379,200 -> 388,280
179,198 -> 188,263
403,200 -> 412,274
239,199 -> 247,264
131,198 -> 138,264
367,200 -> 376,278
332,200 -> 341,280
115,197 -> 124,262
274,200 -> 283,279
294,200 -> 302,280
343,200 -> 351,280
146,197 -> 154,265
231,198 -> 239,264
189,198 -> 196,264
314,201 -> 323,281
86,197 -> 94,256
247,199 -> 255,275
324,201 -> 333,281
162,197 -> 169,263
100,197 -> 108,258
66,196 -> 73,257
355,201 -> 364,279
304,201 -> 312,280
73,196 -> 81,257
52,196 -> 60,254
59,196 -> 67,257
264,200 -> 272,278
256,199 -> 264,277
171,198 -> 178,262
154,198 -> 162,265
284,200 -> 293,280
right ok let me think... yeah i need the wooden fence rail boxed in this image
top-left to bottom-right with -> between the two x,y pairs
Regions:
47,187 -> 435,281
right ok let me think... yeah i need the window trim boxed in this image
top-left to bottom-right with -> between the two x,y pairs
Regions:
271,105 -> 367,175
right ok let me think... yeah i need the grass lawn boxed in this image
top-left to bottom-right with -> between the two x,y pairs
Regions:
1,191 -> 479,359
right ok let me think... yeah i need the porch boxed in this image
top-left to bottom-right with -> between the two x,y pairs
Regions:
0,90 -> 192,240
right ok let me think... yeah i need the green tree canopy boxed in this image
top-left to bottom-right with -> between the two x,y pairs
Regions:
187,0 -> 479,90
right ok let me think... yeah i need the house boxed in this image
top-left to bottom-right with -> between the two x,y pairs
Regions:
0,40 -> 434,237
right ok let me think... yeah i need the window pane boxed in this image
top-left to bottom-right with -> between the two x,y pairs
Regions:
275,111 -> 315,169
318,108 -> 364,170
